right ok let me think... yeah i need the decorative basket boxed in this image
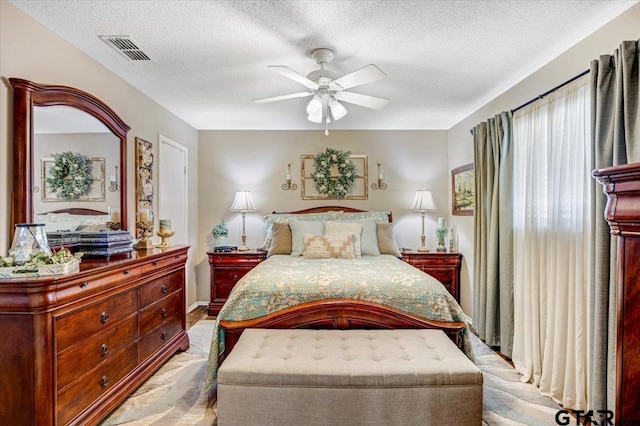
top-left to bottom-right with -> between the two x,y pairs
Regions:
0,257 -> 80,279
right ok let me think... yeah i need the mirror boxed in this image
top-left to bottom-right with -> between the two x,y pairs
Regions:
10,78 -> 130,231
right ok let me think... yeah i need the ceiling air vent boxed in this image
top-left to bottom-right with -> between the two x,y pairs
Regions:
99,35 -> 154,62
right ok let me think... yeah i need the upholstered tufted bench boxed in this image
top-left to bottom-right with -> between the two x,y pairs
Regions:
217,328 -> 483,426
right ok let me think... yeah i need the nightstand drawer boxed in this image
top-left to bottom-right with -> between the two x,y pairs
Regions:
207,250 -> 266,316
214,268 -> 251,285
402,252 -> 462,302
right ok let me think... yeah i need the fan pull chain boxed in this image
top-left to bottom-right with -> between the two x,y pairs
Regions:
325,118 -> 329,136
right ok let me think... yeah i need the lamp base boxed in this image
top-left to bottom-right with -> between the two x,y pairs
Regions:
417,246 -> 430,252
238,244 -> 250,251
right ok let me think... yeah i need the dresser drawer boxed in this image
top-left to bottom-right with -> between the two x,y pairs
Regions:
57,315 -> 138,391
139,290 -> 183,337
57,343 -> 138,425
55,289 -> 137,351
139,270 -> 184,309
139,314 -> 183,361
140,251 -> 188,274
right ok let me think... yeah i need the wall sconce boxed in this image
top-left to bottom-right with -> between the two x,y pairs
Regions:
109,165 -> 119,192
282,163 -> 298,191
371,163 -> 387,190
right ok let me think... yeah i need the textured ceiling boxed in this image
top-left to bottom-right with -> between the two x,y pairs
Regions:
9,0 -> 638,130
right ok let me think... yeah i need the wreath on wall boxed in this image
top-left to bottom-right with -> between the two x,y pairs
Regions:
46,151 -> 92,200
312,148 -> 358,199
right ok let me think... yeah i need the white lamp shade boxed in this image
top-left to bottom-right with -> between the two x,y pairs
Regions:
410,189 -> 437,212
230,190 -> 255,212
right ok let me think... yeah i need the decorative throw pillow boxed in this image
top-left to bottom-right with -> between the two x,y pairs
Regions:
266,222 -> 292,257
324,221 -> 363,257
377,223 -> 402,257
339,218 -> 381,256
302,234 -> 356,259
260,211 -> 343,250
288,219 -> 325,256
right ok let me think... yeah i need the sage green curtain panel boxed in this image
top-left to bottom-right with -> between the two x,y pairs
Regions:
589,39 -> 639,415
472,111 -> 514,358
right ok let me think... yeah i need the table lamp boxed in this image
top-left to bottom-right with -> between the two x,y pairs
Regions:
230,190 -> 255,251
409,189 -> 437,252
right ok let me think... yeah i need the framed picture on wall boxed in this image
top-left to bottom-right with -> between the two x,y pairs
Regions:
451,163 -> 475,216
300,153 -> 368,200
135,137 -> 154,238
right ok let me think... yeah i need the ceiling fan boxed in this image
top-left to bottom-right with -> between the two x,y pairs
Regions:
253,48 -> 389,133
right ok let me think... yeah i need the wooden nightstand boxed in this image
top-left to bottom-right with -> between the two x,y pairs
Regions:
402,251 -> 463,302
207,250 -> 266,316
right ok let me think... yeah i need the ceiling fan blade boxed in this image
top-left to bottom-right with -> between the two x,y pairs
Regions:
330,64 -> 386,91
253,92 -> 314,103
333,91 -> 389,111
268,66 -> 319,90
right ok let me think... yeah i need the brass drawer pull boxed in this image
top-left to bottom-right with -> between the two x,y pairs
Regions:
232,274 -> 239,282
153,261 -> 159,266
100,375 -> 109,388
80,281 -> 89,288
161,331 -> 168,340
100,312 -> 110,324
161,308 -> 168,318
161,284 -> 169,294
100,344 -> 109,357
123,269 -> 130,275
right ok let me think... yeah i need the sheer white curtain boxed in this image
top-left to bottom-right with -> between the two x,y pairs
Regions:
512,75 -> 591,410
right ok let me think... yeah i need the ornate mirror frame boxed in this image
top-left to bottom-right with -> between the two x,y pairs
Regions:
9,78 -> 130,230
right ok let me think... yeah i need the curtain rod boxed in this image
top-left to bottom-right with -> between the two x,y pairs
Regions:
469,68 -> 590,135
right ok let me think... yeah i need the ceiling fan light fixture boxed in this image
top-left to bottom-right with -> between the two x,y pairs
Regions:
307,111 -> 322,123
306,94 -> 322,114
329,98 -> 347,121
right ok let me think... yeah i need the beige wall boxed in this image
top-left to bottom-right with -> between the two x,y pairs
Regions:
196,130 -> 451,302
2,0 -> 638,316
0,2 -> 200,306
447,2 -> 640,317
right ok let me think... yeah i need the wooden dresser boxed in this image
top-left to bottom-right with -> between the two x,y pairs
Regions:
207,250 -> 266,315
593,163 -> 640,423
0,245 -> 190,426
402,251 -> 463,302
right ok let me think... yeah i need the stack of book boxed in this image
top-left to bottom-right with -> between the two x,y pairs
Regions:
46,231 -> 81,251
77,231 -> 133,258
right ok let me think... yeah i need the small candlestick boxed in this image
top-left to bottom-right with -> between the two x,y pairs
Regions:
282,163 -> 297,190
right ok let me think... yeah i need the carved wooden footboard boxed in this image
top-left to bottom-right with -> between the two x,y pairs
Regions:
219,298 -> 465,355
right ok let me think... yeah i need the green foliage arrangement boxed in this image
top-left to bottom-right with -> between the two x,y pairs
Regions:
312,148 -> 357,199
435,226 -> 449,247
212,220 -> 229,239
1,247 -> 83,273
46,151 -> 92,200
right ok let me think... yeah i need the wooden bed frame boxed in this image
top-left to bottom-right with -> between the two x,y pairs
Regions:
37,207 -> 109,216
218,206 -> 465,355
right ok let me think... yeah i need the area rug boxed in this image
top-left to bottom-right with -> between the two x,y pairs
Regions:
471,333 -> 564,425
100,320 -> 217,426
102,320 -> 564,425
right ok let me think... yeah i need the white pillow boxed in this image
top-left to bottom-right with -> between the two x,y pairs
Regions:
339,218 -> 381,256
325,221 -> 363,257
288,219 -> 325,256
